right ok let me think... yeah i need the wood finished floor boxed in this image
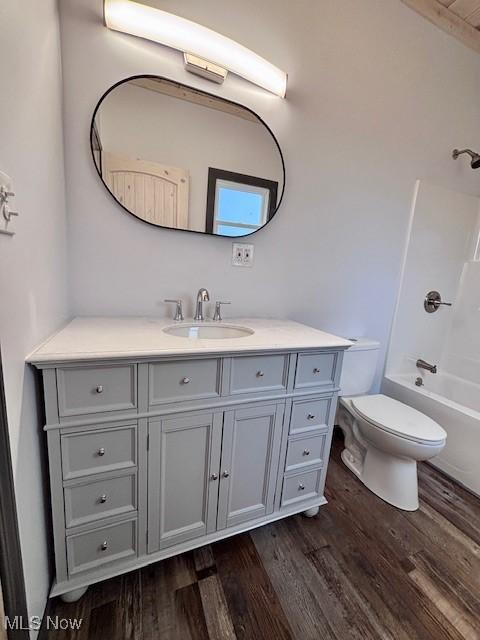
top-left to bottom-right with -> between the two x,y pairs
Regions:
41,432 -> 480,640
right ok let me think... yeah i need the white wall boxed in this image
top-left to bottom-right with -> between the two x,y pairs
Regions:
443,259 -> 480,384
98,83 -> 283,231
385,181 -> 479,378
60,0 -> 480,389
0,0 -> 68,631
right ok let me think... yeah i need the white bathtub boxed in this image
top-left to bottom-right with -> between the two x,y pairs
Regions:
383,372 -> 480,496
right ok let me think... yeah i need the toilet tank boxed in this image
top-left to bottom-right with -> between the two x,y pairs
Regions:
340,338 -> 381,396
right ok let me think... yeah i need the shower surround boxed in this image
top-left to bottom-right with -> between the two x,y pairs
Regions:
384,181 -> 480,495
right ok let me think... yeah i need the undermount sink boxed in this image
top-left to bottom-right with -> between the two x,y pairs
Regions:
163,323 -> 254,340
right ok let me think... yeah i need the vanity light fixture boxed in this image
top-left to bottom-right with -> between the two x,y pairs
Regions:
103,0 -> 287,97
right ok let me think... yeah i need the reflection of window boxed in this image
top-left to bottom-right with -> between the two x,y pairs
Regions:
206,168 -> 278,236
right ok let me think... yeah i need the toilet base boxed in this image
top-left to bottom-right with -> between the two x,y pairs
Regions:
362,446 -> 419,511
336,399 -> 421,512
341,447 -> 362,479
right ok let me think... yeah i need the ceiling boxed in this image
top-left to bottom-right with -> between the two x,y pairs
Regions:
402,0 -> 480,53
438,0 -> 480,27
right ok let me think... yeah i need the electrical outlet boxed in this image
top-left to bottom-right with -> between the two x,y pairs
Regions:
232,242 -> 254,267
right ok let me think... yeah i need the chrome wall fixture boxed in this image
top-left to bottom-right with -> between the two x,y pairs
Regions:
0,183 -> 19,237
424,291 -> 453,313
416,359 -> 437,374
452,148 -> 480,169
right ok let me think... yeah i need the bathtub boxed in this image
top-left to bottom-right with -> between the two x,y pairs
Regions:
382,372 -> 480,496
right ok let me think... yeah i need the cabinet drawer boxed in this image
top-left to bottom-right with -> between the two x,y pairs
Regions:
66,519 -> 137,575
57,364 -> 137,417
229,354 -> 288,395
149,359 -> 221,405
290,397 -> 331,434
295,352 -> 338,391
285,434 -> 326,471
61,425 -> 137,480
64,473 -> 136,528
281,469 -> 322,507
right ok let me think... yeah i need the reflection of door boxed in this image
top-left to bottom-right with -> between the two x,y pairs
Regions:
102,152 -> 189,229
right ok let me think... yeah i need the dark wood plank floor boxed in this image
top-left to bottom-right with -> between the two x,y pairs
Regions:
41,432 -> 480,640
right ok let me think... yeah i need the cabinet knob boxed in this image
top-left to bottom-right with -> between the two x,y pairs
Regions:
100,540 -> 108,551
313,368 -> 321,374
99,494 -> 108,503
95,385 -> 104,394
222,470 -> 230,478
303,449 -> 311,456
298,483 -> 305,491
181,377 -> 190,384
210,473 -> 218,481
307,414 -> 315,420
97,447 -> 106,457
256,371 -> 265,378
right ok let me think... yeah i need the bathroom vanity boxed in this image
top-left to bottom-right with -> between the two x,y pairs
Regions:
28,317 -> 350,599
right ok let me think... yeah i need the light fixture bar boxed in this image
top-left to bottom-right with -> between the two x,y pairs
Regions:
104,0 -> 287,97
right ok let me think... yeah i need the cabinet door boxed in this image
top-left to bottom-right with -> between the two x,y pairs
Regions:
147,412 -> 223,552
217,403 -> 284,530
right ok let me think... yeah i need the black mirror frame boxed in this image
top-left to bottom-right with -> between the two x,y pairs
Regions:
90,74 -> 286,239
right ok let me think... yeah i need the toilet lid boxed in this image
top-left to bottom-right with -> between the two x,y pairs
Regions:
351,395 -> 447,444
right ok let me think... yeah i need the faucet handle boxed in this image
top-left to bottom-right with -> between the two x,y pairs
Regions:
213,301 -> 231,322
164,299 -> 184,321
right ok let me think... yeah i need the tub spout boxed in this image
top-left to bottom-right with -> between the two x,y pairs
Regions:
416,359 -> 437,374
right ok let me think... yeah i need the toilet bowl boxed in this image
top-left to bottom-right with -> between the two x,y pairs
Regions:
336,338 -> 446,511
337,395 -> 446,511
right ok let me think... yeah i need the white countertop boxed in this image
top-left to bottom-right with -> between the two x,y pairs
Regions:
27,317 -> 352,365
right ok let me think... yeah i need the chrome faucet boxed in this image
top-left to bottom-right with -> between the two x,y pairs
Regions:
416,359 -> 437,374
194,288 -> 210,321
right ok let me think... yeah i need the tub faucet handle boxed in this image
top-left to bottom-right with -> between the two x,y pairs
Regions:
424,291 -> 453,313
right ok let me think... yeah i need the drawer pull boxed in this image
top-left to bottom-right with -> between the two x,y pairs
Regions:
222,470 -> 230,478
298,483 -> 305,491
313,368 -> 321,374
256,371 -> 265,378
95,385 -> 104,394
100,540 -> 108,551
210,473 -> 218,481
99,494 -> 108,504
303,449 -> 311,456
97,447 -> 106,457
181,377 -> 191,384
307,413 -> 315,420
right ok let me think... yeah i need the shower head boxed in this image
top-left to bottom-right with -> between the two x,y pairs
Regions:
452,148 -> 480,169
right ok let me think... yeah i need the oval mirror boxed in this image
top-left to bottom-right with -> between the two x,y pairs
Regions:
90,75 -> 285,237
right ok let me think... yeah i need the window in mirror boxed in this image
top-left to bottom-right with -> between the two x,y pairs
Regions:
206,168 -> 278,236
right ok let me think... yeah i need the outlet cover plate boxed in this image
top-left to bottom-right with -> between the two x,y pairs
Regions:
232,242 -> 254,267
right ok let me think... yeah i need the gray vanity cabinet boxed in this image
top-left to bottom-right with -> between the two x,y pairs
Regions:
147,411 -> 223,552
217,402 -> 284,529
148,402 -> 284,549
33,344 -> 347,600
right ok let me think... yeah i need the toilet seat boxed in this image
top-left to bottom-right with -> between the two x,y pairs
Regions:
351,394 -> 446,446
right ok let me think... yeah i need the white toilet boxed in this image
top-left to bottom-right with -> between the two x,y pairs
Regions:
336,339 -> 447,511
